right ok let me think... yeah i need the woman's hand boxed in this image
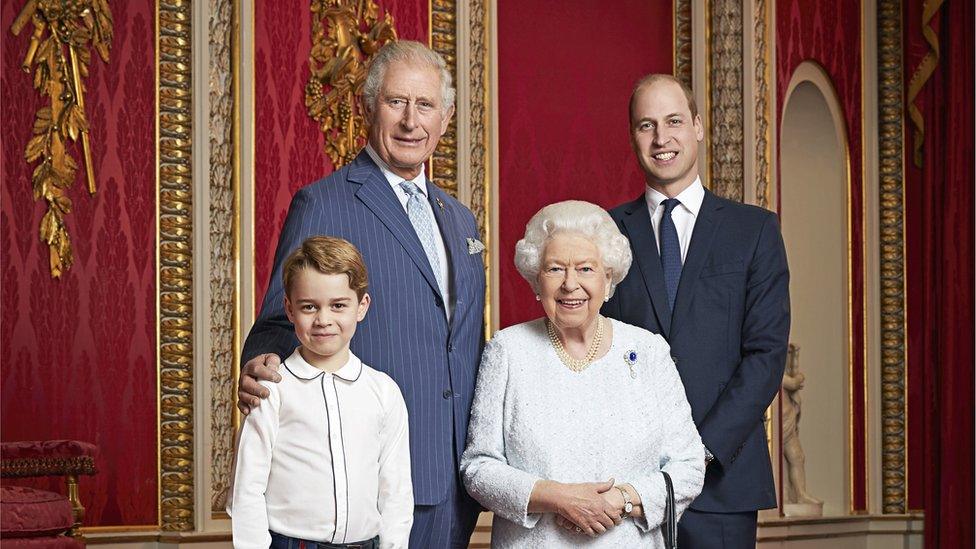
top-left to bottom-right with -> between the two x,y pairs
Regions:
554,482 -> 645,536
529,479 -> 621,536
601,485 -> 626,513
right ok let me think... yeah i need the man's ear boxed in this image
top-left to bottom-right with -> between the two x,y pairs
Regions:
361,96 -> 374,125
694,114 -> 705,142
356,293 -> 371,322
439,104 -> 455,136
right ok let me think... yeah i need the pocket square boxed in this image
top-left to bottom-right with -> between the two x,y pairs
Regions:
467,238 -> 486,254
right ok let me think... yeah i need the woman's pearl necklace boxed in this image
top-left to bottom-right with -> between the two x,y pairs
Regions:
546,316 -> 605,373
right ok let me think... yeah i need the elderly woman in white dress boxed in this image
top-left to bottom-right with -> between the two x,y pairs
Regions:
460,201 -> 705,548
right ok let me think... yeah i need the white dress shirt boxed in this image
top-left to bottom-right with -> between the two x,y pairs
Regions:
365,145 -> 452,319
229,348 -> 413,549
644,177 -> 705,264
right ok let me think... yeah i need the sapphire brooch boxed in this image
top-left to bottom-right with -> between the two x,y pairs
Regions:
624,350 -> 638,378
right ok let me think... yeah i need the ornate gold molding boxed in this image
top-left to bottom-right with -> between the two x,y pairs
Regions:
753,0 -> 772,209
877,0 -> 907,515
706,0 -> 744,202
467,0 -> 490,339
673,0 -> 692,88
305,0 -> 396,168
208,0 -> 237,514
158,0 -> 194,531
11,0 -> 113,277
466,0 -> 487,238
431,0 -> 458,197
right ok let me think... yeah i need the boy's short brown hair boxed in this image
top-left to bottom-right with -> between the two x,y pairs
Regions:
282,236 -> 369,299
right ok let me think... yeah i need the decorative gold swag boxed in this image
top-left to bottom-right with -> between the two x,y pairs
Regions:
11,0 -> 113,278
906,0 -> 944,168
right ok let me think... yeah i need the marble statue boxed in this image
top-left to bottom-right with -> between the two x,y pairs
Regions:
782,344 -> 823,516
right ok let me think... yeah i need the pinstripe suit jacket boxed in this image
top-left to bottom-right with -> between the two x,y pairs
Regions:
242,150 -> 486,505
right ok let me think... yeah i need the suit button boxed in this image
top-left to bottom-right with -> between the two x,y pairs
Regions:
449,343 -> 456,352
442,390 -> 453,399
435,295 -> 444,307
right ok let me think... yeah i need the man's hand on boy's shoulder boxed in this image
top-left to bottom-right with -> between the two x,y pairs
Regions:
238,353 -> 283,415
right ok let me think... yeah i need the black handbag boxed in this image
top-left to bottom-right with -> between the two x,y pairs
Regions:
661,471 -> 677,549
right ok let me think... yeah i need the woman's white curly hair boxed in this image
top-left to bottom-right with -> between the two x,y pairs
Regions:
514,200 -> 633,297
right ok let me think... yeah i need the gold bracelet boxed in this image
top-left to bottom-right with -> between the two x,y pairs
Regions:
615,485 -> 633,518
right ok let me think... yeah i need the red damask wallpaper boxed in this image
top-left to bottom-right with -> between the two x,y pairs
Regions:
775,0 -> 867,511
497,1 -> 674,328
253,0 -> 429,308
1,1 -> 158,526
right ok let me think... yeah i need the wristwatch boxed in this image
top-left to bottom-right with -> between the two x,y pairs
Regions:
616,486 -> 633,517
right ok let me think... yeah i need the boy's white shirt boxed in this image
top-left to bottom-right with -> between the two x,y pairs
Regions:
228,348 -> 413,549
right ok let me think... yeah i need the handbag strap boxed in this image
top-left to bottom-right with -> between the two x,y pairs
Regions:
662,471 -> 677,549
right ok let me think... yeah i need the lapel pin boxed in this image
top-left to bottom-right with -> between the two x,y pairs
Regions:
436,198 -> 445,211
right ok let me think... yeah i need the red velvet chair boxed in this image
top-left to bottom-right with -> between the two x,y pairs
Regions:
1,440 -> 97,547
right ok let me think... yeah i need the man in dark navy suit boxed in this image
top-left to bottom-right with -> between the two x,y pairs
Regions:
237,41 -> 485,548
602,74 -> 790,548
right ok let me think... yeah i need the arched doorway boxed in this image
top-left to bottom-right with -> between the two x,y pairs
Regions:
779,61 -> 851,516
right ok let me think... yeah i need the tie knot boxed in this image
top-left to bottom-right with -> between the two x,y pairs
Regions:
399,181 -> 424,198
662,198 -> 681,215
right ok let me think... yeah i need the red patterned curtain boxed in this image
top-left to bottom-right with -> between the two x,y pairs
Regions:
905,0 -> 974,547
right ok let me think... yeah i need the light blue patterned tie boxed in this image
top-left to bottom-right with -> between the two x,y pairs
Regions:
660,198 -> 682,311
399,181 -> 445,295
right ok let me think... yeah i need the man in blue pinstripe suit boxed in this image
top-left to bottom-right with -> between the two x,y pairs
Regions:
238,41 -> 485,548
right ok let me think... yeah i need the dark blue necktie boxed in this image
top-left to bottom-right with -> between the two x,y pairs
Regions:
660,198 -> 682,311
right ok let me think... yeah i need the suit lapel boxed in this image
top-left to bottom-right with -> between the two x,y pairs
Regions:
670,189 -> 724,338
620,196 -> 672,337
349,152 -> 442,297
427,182 -> 467,330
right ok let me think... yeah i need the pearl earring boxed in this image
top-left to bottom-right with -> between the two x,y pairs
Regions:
535,294 -> 541,301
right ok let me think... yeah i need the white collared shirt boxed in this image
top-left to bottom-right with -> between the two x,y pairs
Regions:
365,145 -> 452,319
229,348 -> 413,549
644,177 -> 705,264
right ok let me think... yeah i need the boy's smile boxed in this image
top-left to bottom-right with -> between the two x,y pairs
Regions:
284,268 -> 370,372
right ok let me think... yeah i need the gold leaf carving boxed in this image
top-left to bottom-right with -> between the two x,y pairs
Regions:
208,0 -> 238,514
878,0 -> 907,514
430,0 -> 457,196
11,0 -> 112,278
305,0 -> 397,167
158,0 -> 194,530
674,0 -> 692,87
707,0 -> 745,202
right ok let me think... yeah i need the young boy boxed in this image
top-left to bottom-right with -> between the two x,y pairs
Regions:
229,236 -> 412,549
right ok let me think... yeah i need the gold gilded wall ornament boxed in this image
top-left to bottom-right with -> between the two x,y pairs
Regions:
10,0 -> 113,278
305,0 -> 397,167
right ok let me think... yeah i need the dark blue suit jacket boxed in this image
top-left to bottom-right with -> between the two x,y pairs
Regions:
602,189 -> 790,512
242,151 -> 486,506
